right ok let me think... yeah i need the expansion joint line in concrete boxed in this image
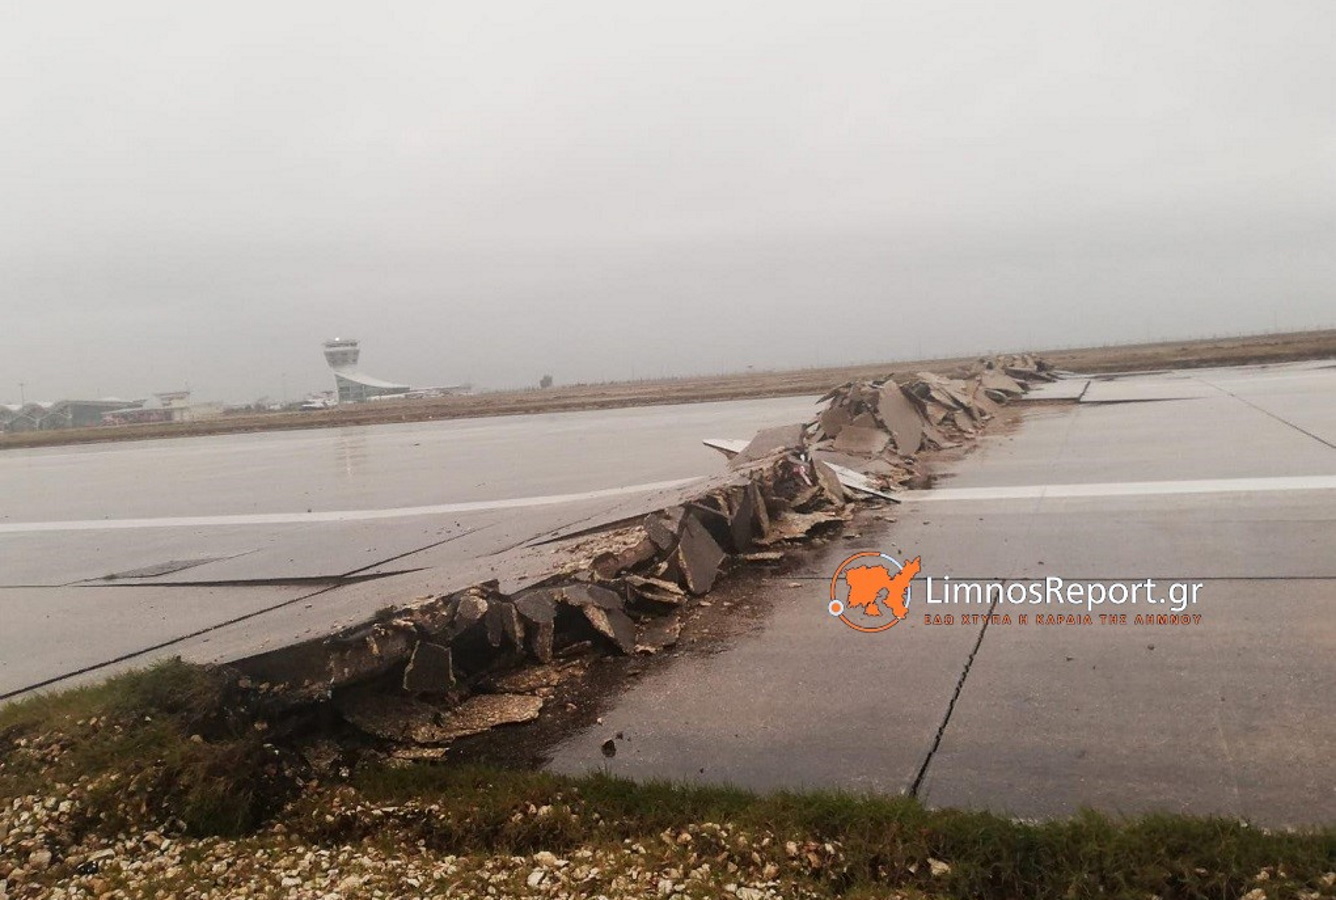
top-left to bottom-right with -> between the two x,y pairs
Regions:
909,588 -> 1000,799
0,583 -> 343,702
0,526 -> 488,702
340,524 -> 492,577
1194,375 -> 1336,452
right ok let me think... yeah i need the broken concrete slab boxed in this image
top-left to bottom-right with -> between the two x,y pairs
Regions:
431,694 -> 544,742
758,456 -> 822,510
402,641 -> 455,694
327,624 -> 417,688
483,601 -> 524,651
513,590 -> 558,662
635,617 -> 682,654
557,583 -> 625,611
980,368 -> 1026,396
921,399 -> 953,424
747,480 -> 771,541
449,592 -> 489,638
623,574 -> 688,608
705,440 -> 894,504
592,536 -> 658,580
875,383 -> 925,454
757,508 -> 850,544
667,513 -> 727,595
969,384 -> 1001,417
811,460 -> 847,506
993,353 -> 1055,383
818,461 -> 899,502
513,589 -> 558,624
812,449 -> 898,476
728,422 -> 806,466
528,622 -> 555,663
816,405 -> 852,439
484,662 -> 582,694
581,605 -> 637,654
921,419 -> 952,448
338,691 -> 542,744
831,424 -> 890,456
334,693 -> 428,742
936,377 -> 979,410
687,495 -> 739,554
643,506 -> 688,550
727,483 -> 759,551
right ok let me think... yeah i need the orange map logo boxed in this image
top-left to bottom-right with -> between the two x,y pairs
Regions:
829,552 -> 922,633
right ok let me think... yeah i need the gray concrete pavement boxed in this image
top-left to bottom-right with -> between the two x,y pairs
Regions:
0,395 -> 820,698
546,360 -> 1336,825
6,360 -> 1333,824
0,584 -> 317,693
1,396 -> 821,522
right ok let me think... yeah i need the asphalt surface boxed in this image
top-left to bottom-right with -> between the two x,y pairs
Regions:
0,395 -> 821,698
546,359 -> 1336,826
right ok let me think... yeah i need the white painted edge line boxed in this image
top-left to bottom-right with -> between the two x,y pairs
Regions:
901,474 -> 1336,503
0,477 -> 705,533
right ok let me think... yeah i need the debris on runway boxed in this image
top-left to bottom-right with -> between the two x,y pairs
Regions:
225,356 -> 1055,759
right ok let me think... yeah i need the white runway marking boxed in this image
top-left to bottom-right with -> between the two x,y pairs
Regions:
903,474 -> 1336,502
0,478 -> 703,533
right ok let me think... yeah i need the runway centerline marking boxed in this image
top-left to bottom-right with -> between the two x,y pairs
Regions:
0,477 -> 704,534
903,474 -> 1336,502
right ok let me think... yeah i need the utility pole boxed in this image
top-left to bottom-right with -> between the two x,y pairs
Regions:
18,382 -> 25,405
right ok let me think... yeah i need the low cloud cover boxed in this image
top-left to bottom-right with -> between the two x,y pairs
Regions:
2,0 -> 1332,402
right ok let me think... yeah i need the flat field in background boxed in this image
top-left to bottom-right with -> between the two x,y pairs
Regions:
5,328 -> 1334,450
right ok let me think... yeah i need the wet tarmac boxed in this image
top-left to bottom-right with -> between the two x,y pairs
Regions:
544,360 -> 1336,825
0,395 -> 820,698
7,359 -> 1334,825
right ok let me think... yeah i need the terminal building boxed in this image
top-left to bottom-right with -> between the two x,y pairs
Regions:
101,391 -> 221,426
1,392 -> 224,433
0,398 -> 139,433
322,338 -> 412,403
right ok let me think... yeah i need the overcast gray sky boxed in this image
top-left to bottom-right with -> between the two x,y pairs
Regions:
2,1 -> 1332,403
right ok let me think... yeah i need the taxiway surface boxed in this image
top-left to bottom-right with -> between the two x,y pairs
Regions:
546,360 -> 1336,825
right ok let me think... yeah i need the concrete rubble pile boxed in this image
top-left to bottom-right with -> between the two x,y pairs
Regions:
794,353 -> 1055,490
244,450 -> 853,759
240,355 -> 1050,757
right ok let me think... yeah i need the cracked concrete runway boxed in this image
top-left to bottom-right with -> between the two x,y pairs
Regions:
545,359 -> 1336,826
0,395 -> 821,699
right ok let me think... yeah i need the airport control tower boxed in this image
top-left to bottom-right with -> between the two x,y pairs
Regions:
321,338 -> 411,403
322,337 -> 361,372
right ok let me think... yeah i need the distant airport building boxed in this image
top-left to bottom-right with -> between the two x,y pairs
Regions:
322,338 -> 412,403
100,391 -> 222,426
0,391 -> 224,433
156,390 -> 192,418
1,399 -> 140,433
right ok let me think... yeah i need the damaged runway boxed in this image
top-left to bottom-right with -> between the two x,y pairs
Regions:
545,359 -> 1336,826
4,359 -> 1333,827
0,396 -> 822,698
